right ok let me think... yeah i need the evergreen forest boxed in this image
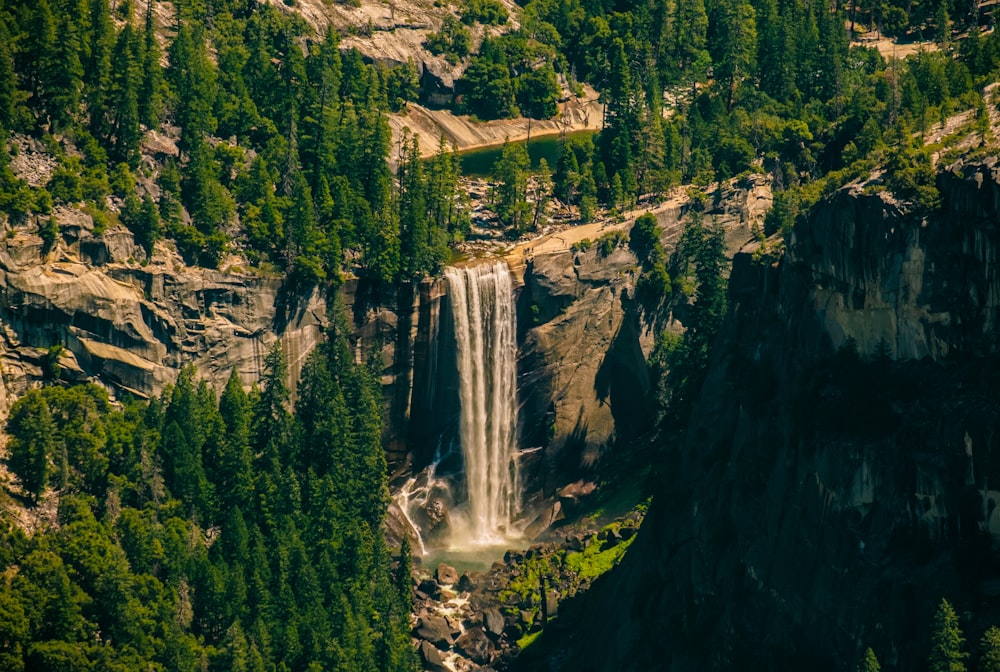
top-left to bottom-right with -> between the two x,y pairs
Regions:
0,307 -> 418,671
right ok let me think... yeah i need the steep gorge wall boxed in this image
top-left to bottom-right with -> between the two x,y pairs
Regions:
0,173 -> 771,510
554,162 -> 1000,672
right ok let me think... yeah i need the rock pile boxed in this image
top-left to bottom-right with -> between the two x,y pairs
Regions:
408,510 -> 645,671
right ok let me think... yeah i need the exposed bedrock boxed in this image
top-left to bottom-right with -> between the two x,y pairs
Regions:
553,161 -> 1000,672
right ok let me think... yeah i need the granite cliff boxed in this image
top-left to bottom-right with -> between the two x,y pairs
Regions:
0,158 -> 770,544
541,160 -> 1000,671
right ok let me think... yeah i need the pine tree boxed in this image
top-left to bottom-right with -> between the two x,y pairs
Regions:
858,647 -> 881,672
398,136 -> 430,279
138,0 -> 163,128
530,158 -> 553,231
981,626 -> 1000,672
84,0 -> 115,143
285,168 -> 326,285
0,17 -> 25,131
110,22 -> 142,167
5,390 -> 55,501
713,0 -> 757,111
492,139 -> 530,231
168,22 -> 217,152
42,11 -> 84,132
17,0 -> 57,121
673,0 -> 710,81
929,598 -> 968,672
216,370 -> 254,514
252,344 -> 292,472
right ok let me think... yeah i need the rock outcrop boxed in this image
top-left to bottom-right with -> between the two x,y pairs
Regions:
547,162 -> 1000,671
0,219 -> 326,409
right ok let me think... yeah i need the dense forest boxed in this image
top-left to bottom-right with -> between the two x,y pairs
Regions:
0,306 -> 418,671
1,0 -> 1000,287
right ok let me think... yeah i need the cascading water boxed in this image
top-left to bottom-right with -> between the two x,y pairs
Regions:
445,261 -> 520,544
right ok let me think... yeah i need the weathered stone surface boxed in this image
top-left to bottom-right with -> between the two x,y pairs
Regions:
482,607 -> 505,638
418,640 -> 449,672
413,615 -> 453,650
544,590 -> 559,618
524,500 -> 565,540
417,578 -> 442,601
457,573 -> 478,593
557,161 -> 1000,671
0,235 -> 327,409
515,178 -> 770,496
455,627 -> 493,665
436,563 -> 459,586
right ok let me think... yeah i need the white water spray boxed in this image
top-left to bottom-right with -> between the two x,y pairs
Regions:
445,262 -> 520,543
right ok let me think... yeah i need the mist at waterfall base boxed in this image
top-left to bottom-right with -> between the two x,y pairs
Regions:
396,261 -> 525,569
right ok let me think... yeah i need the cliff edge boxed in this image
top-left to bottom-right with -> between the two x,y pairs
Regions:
545,160 -> 1000,671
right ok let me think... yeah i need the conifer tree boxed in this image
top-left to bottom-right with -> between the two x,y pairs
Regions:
929,598 -> 968,672
0,17 -> 24,131
110,22 -> 142,167
138,0 -> 163,128
713,0 -> 757,110
216,370 -> 254,514
493,139 -> 531,231
426,136 -> 465,237
982,626 -> 1000,672
673,0 -> 710,82
858,647 -> 881,672
252,344 -> 292,471
16,0 -> 56,121
398,136 -> 431,279
285,168 -> 326,285
43,11 -> 85,132
168,22 -> 217,152
5,390 -> 55,501
85,0 -> 115,143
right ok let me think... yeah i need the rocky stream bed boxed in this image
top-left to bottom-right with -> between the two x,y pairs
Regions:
406,508 -> 645,671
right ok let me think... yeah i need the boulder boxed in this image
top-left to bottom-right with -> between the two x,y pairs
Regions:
482,607 -> 505,638
418,640 -> 449,672
457,572 -> 478,592
414,495 -> 451,544
436,563 -> 459,586
455,627 -> 493,665
414,615 -> 453,650
417,578 -> 441,600
524,501 -> 564,539
557,479 -> 597,502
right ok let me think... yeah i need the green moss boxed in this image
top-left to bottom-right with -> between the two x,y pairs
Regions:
517,630 -> 542,650
564,530 -> 636,580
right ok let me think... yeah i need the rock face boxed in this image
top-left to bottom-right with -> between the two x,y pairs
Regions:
0,211 -> 459,474
0,223 -> 326,409
518,245 -> 649,486
554,163 -> 1000,671
515,176 -> 769,498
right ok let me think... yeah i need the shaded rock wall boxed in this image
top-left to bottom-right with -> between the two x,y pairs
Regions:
552,163 -> 1000,672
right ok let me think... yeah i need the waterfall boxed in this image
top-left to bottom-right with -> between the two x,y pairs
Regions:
445,261 -> 520,543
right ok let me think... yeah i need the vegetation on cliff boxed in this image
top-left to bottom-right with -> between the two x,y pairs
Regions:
3,0 -> 1000,283
0,0 -> 468,289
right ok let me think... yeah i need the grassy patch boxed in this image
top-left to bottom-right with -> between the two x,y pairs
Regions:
564,532 -> 635,579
